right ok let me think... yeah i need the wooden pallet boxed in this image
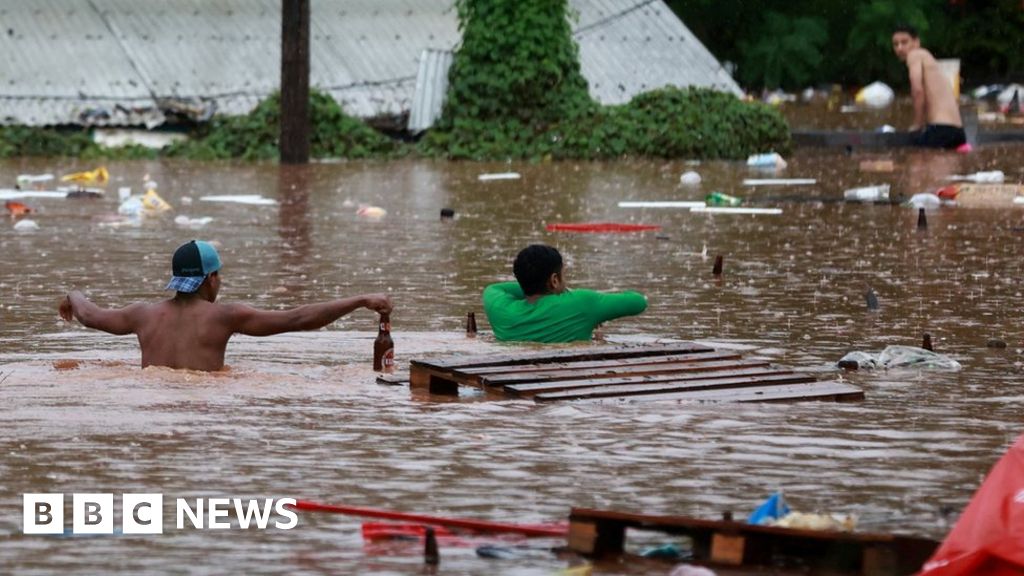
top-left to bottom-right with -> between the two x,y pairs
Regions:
568,508 -> 939,575
407,343 -> 863,402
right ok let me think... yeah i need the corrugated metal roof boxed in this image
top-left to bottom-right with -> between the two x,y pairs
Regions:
408,49 -> 453,133
572,0 -> 743,101
0,0 -> 739,128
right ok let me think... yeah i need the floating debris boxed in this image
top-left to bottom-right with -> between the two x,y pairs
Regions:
199,194 -> 278,205
618,201 -> 705,209
478,172 -> 521,182
742,178 -> 816,186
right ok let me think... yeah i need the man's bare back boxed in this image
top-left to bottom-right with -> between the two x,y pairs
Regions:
905,47 -> 961,128
59,240 -> 392,371
892,25 -> 964,149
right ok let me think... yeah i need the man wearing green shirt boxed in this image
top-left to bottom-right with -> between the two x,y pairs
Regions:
482,244 -> 647,343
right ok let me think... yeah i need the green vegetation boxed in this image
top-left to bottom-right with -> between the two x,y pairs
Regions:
422,0 -> 789,160
166,91 -> 398,160
668,0 -> 1024,90
0,126 -> 156,159
2,1 -> 797,161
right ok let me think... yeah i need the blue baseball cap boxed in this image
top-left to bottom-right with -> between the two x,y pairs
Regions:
165,240 -> 222,293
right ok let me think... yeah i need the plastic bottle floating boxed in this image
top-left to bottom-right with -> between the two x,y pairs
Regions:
679,171 -> 702,185
356,206 -> 387,220
705,191 -> 743,206
746,153 -> 787,169
16,174 -> 54,189
60,166 -> 109,185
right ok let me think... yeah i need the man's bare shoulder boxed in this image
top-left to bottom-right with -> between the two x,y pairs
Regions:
907,47 -> 935,64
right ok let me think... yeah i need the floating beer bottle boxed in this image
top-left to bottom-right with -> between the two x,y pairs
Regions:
466,311 -> 477,337
373,313 -> 394,373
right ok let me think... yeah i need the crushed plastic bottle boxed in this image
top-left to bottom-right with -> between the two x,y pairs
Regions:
746,153 -> 787,169
843,184 -> 890,203
705,192 -> 742,207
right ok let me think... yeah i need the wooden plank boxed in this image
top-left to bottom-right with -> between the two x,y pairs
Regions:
569,507 -> 936,574
475,352 -> 749,383
532,372 -> 815,402
584,381 -> 864,403
481,358 -> 772,387
412,342 -> 713,370
711,533 -> 746,565
456,350 -> 740,376
506,364 -> 783,396
569,508 -> 930,545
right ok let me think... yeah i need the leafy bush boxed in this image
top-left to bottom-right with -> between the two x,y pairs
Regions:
422,0 -> 790,160
0,126 -> 158,159
166,90 -> 398,161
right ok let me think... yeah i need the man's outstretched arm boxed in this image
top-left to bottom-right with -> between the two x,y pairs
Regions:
226,294 -> 393,337
59,290 -> 144,335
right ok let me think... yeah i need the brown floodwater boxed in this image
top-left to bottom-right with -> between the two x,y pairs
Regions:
2,145 -> 1024,574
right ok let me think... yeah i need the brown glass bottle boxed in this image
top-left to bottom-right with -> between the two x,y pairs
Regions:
466,311 -> 477,337
373,313 -> 394,373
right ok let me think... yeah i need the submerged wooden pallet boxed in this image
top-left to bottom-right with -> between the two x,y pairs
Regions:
407,343 -> 863,402
569,507 -> 939,575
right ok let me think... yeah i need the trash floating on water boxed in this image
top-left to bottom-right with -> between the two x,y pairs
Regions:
679,171 -> 702,185
356,206 -> 387,220
440,208 -> 455,220
956,142 -> 973,154
947,170 -> 1004,183
174,215 -> 214,228
876,124 -> 897,133
859,159 -> 895,173
16,174 -> 54,188
5,200 -> 32,217
705,191 -> 742,206
837,345 -> 962,371
477,172 -> 521,182
865,287 -> 879,310
843,184 -> 890,203
546,222 -> 661,233
64,188 -> 104,199
956,184 -> 1023,207
96,215 -> 141,229
119,189 -> 172,216
61,166 -> 109,185
772,512 -> 858,532
749,492 -> 790,525
618,201 -> 705,209
199,194 -> 278,205
742,178 -> 816,186
746,153 -> 787,169
13,219 -> 39,231
0,189 -> 67,200
855,81 -> 895,108
906,193 -> 942,209
690,206 -> 782,215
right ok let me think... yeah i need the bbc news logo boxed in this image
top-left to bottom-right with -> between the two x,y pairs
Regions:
23,494 -> 298,534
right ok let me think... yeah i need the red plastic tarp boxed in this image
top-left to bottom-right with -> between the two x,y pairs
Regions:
546,222 -> 661,233
917,434 -> 1024,576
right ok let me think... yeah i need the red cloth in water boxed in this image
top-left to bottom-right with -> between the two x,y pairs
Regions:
918,434 -> 1024,575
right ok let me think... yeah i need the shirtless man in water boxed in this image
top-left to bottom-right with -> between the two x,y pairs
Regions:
892,24 -> 965,149
59,240 -> 393,371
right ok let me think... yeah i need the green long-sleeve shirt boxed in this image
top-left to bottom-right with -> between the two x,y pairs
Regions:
482,282 -> 647,343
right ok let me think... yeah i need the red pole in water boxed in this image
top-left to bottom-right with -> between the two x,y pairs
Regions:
289,500 -> 567,537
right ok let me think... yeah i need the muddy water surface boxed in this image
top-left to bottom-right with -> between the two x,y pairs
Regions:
1,147 -> 1023,574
